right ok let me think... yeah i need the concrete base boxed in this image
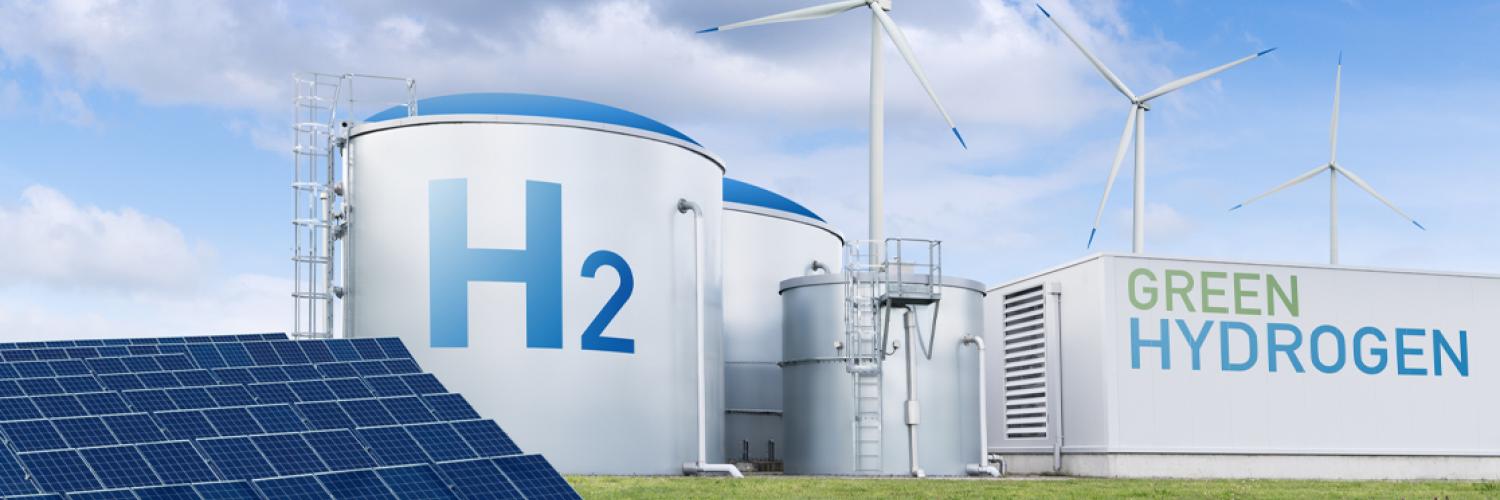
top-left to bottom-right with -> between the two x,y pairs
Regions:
998,453 -> 1500,480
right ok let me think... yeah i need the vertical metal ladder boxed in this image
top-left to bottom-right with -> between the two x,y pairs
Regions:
844,242 -> 885,473
290,73 -> 416,340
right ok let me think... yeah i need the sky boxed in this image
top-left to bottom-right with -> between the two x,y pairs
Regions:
0,0 -> 1496,338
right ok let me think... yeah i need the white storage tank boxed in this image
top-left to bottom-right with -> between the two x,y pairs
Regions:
987,253 -> 1500,479
779,273 -> 991,476
345,93 -> 727,474
721,178 -> 843,466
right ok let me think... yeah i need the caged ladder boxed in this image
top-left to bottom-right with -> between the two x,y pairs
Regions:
841,238 -> 943,473
291,73 -> 416,339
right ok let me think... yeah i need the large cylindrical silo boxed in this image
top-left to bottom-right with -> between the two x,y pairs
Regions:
720,178 -> 843,466
346,93 -> 726,474
780,274 -> 987,476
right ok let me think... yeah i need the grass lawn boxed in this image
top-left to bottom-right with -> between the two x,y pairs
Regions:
568,475 -> 1500,499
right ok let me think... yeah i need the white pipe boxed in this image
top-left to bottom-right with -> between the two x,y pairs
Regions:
902,307 -> 924,478
960,336 -> 1000,477
1050,287 -> 1064,473
678,198 -> 743,479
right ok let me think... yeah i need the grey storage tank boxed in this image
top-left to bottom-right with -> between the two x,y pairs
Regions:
721,178 -> 843,467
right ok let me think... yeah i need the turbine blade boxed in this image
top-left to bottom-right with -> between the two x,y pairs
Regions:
870,6 -> 966,148
1139,48 -> 1276,102
1336,164 -> 1424,229
1329,53 -> 1342,164
1230,163 -> 1331,210
698,0 -> 866,33
1090,106 -> 1139,246
1037,4 -> 1136,101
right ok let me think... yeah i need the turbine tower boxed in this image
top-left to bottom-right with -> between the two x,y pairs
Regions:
1230,53 -> 1424,265
701,0 -> 965,262
1037,4 -> 1274,253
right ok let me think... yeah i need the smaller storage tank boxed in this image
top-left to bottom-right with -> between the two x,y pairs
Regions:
780,273 -> 991,476
721,178 -> 844,466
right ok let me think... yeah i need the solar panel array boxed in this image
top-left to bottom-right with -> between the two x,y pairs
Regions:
0,333 -> 579,499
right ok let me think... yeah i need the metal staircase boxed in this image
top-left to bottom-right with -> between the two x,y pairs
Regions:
290,73 -> 416,339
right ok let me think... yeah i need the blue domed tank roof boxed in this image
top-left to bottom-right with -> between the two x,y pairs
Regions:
724,178 -> 825,222
365,92 -> 700,146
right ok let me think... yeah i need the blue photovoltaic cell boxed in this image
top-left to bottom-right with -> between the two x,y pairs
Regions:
383,359 -> 422,375
52,417 -> 117,448
452,420 -> 523,458
204,408 -> 264,436
130,485 -> 197,499
57,376 -> 103,394
101,414 -> 166,444
138,372 -> 181,389
247,405 -> 307,434
125,346 -> 159,356
79,445 -> 160,488
16,342 -> 45,349
0,397 -> 42,421
271,342 -> 311,365
0,380 -> 22,397
318,469 -> 397,500
326,378 -> 374,400
248,383 -> 298,404
351,361 -> 392,377
351,339 -> 386,360
32,396 -> 87,418
76,392 -> 131,416
186,344 -> 225,369
401,374 -> 446,395
86,358 -> 128,375
153,411 -> 218,440
157,346 -> 188,355
358,426 -> 429,466
15,361 -> 55,378
136,441 -> 218,485
174,370 -> 217,387
325,340 -> 361,362
121,390 -> 176,412
244,343 -> 281,365
363,377 -> 412,397
251,433 -> 327,476
339,399 -> 396,428
494,454 -> 580,500
375,338 -> 412,359
253,475 -> 330,499
19,450 -> 102,493
249,367 -> 290,383
380,397 -> 435,424
289,381 -> 337,402
297,402 -> 354,430
19,378 -> 65,396
376,465 -> 458,499
300,342 -> 336,364
0,364 -> 19,379
47,360 -> 89,376
212,368 -> 255,385
34,350 -> 68,361
283,364 -> 322,381
215,343 -> 255,367
303,430 -> 377,471
0,447 -> 40,496
198,437 -> 277,480
2,350 -> 36,362
122,356 -> 163,373
424,394 -> 481,421
192,481 -> 259,499
406,423 -> 477,461
436,459 -> 522,500
316,363 -> 359,379
95,348 -> 128,357
63,489 -> 135,500
157,355 -> 194,371
164,388 -> 216,410
98,374 -> 145,392
2,420 -> 68,451
206,385 -> 257,407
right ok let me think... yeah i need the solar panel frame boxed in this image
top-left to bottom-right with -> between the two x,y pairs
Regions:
325,340 -> 361,362
379,397 -> 436,424
374,338 -> 412,359
2,350 -> 38,362
138,372 -> 181,389
203,407 -> 264,437
350,361 -> 392,377
248,367 -> 290,383
493,454 -> 580,500
401,374 -> 447,395
450,420 -> 523,458
357,426 -> 430,466
51,417 -> 118,448
211,368 -> 255,385
243,343 -> 281,366
14,362 -> 56,378
338,399 -> 397,428
288,380 -> 337,402
435,459 -> 523,500
302,430 -> 377,471
191,480 -> 260,499
405,422 -> 479,462
283,364 -> 322,381
185,344 -> 225,369
31,395 -> 86,419
215,344 -> 256,368
135,441 -> 218,485
0,380 -> 23,397
383,359 -> 422,375
250,433 -> 328,476
121,356 -> 163,373
163,388 -> 216,410
362,376 -> 412,397
173,370 -> 217,387
46,360 -> 89,376
19,378 -> 66,396
205,385 -> 257,407
270,342 -> 311,365
423,394 -> 482,421
295,402 -> 355,430
299,342 -> 336,364
2,420 -> 69,452
0,364 -> 19,379
100,414 -> 167,445
0,447 -> 41,496
97,375 -> 145,392
153,411 -> 219,441
252,474 -> 332,499
79,445 -> 161,489
0,397 -> 43,421
155,355 -> 194,371
18,450 -> 102,493
247,383 -> 298,405
375,464 -> 458,499
245,404 -> 307,434
317,469 -> 397,500
196,436 -> 277,480
125,346 -> 159,356
61,489 -> 135,500
75,393 -> 130,416
85,358 -> 128,375
120,390 -> 176,413
316,363 -> 359,379
325,378 -> 375,400
351,339 -> 387,360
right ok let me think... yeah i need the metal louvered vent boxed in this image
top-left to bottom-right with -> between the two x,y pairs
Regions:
1001,284 -> 1048,439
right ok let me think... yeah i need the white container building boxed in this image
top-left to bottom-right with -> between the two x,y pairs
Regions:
986,254 -> 1498,479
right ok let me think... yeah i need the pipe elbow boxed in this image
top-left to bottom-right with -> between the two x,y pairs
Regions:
677,198 -> 701,215
961,335 -> 985,351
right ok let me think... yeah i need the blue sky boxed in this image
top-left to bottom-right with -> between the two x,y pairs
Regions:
0,0 -> 1495,337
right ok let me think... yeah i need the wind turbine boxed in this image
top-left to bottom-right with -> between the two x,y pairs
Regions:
1037,4 -> 1274,253
1230,53 -> 1424,265
700,0 -> 965,262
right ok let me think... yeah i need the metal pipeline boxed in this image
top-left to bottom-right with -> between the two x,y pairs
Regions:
808,259 -> 831,275
960,336 -> 1001,477
902,306 -> 925,478
1050,286 -> 1064,473
677,198 -> 743,479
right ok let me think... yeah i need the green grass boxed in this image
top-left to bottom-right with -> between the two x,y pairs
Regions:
568,475 -> 1500,499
